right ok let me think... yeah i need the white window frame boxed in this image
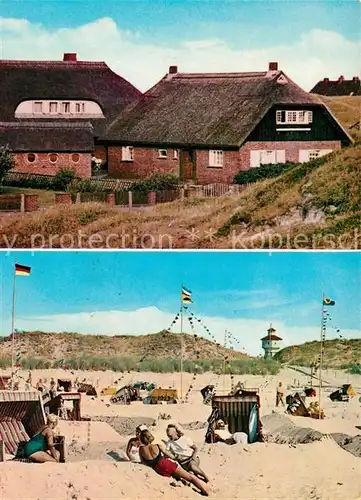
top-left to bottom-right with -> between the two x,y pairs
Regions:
209,150 -> 224,167
276,110 -> 313,125
49,102 -> 58,114
62,102 -> 70,113
173,149 -> 178,160
75,102 -> 85,113
250,150 -> 286,168
158,149 -> 168,158
122,146 -> 134,162
299,149 -> 333,163
33,102 -> 43,113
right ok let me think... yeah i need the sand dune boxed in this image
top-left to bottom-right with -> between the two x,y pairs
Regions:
1,368 -> 360,499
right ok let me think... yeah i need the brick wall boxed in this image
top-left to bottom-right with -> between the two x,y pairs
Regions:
240,140 -> 341,167
108,147 -> 179,178
14,152 -> 92,178
195,150 -> 241,184
94,145 -> 107,162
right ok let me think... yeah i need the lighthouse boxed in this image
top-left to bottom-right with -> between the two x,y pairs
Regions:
261,324 -> 283,359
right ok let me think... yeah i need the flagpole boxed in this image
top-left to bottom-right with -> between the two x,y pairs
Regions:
222,330 -> 226,392
180,286 -> 184,403
11,268 -> 17,390
319,292 -> 325,418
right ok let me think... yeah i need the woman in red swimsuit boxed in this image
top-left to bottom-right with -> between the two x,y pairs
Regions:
139,430 -> 209,496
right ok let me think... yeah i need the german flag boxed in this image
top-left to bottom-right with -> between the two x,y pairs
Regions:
323,297 -> 335,306
15,264 -> 31,276
182,286 -> 192,304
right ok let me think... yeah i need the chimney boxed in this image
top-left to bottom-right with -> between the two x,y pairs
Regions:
63,53 -> 77,62
169,65 -> 178,74
269,62 -> 278,71
353,76 -> 360,82
323,77 -> 329,84
338,75 -> 344,82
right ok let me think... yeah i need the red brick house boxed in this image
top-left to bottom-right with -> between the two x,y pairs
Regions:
0,53 -> 141,176
103,62 -> 353,184
310,75 -> 360,96
0,122 -> 94,177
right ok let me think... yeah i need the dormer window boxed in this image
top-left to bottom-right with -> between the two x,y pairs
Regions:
276,110 -> 313,125
33,102 -> 42,113
62,102 -> 70,113
49,102 -> 58,113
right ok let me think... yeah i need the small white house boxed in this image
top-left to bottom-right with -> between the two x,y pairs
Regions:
261,325 -> 283,359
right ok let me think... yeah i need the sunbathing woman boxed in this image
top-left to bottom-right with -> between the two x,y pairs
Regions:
23,414 -> 60,463
126,425 -> 147,462
139,429 -> 209,496
166,424 -> 209,483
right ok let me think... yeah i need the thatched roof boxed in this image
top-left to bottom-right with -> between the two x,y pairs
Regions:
104,68 -> 324,147
310,77 -> 361,96
0,55 -> 142,135
0,122 -> 94,152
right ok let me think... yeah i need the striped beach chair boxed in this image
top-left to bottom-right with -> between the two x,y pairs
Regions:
0,391 -> 46,458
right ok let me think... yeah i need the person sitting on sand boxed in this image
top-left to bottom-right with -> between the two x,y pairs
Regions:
166,424 -> 209,483
212,419 -> 248,444
23,414 -> 61,463
36,378 -> 45,393
126,425 -> 148,462
139,429 -> 209,496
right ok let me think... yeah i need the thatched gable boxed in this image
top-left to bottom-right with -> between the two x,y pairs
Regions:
0,122 -> 94,152
104,66 -> 324,148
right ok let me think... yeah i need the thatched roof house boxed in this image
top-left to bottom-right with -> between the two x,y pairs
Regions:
310,76 -> 361,96
0,53 -> 141,136
103,62 -> 352,183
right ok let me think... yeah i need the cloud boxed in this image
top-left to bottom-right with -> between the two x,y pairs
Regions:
3,306 -> 360,357
0,17 -> 359,91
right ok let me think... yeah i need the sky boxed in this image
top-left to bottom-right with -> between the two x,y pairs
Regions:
1,0 -> 360,91
0,251 -> 360,356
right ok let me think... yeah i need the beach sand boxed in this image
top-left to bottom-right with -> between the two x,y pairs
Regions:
1,367 -> 360,499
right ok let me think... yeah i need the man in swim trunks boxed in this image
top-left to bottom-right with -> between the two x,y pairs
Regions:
139,430 -> 209,496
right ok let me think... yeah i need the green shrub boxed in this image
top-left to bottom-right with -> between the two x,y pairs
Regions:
234,162 -> 297,184
54,168 -> 77,191
131,174 -> 180,193
0,145 -> 15,184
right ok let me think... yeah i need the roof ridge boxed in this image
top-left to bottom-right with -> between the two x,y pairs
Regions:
0,59 -> 108,68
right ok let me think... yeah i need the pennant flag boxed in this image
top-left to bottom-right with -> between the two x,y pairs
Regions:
323,297 -> 335,306
15,264 -> 31,276
182,286 -> 193,304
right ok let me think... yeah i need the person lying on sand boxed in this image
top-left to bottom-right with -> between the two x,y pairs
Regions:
126,425 -> 148,462
213,419 -> 248,445
165,424 -> 209,483
139,429 -> 209,496
23,414 -> 61,463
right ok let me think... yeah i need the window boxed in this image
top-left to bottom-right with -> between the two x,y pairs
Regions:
158,149 -> 168,158
299,149 -> 333,163
62,102 -> 70,113
173,150 -> 178,160
122,146 -> 134,161
276,110 -> 313,125
49,102 -> 58,113
33,102 -> 42,113
71,153 -> 80,163
27,153 -> 36,163
49,153 -> 58,163
75,102 -> 85,113
209,150 -> 224,167
250,150 -> 285,168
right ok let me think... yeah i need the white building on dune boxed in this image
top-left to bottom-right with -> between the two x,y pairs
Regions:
261,325 -> 283,359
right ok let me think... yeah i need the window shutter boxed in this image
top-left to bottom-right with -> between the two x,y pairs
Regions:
299,150 -> 310,163
276,150 -> 286,163
250,150 -> 261,168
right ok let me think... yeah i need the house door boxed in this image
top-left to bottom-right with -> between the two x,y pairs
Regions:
180,149 -> 196,182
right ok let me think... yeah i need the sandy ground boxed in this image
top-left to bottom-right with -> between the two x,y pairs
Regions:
1,367 -> 361,499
